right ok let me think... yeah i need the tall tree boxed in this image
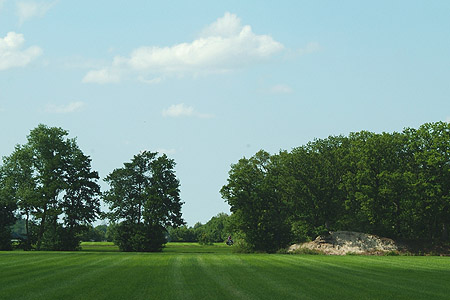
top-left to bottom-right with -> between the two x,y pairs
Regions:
221,150 -> 291,253
103,151 -> 184,252
0,168 -> 17,250
1,124 -> 101,250
405,122 -> 450,240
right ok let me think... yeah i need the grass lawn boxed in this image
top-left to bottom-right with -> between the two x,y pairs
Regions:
1,243 -> 450,299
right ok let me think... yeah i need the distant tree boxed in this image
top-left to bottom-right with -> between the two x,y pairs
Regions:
168,225 -> 197,242
0,124 -> 101,250
103,151 -> 184,252
195,213 -> 232,244
79,225 -> 107,242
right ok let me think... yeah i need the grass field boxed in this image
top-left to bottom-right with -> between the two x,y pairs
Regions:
1,243 -> 450,300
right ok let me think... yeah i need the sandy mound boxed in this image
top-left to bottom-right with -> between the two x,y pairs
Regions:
289,231 -> 398,255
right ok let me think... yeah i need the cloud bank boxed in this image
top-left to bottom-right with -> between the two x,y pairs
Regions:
83,12 -> 284,84
0,32 -> 42,70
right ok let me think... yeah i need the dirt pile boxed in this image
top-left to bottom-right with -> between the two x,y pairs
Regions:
289,231 -> 399,255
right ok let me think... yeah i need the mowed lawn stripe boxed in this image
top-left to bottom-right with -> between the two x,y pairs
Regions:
77,253 -> 171,300
236,254 -> 324,299
274,255 -> 450,299
1,253 -> 131,299
249,255 -> 375,299
167,254 -> 225,300
204,253 -> 317,299
2,245 -> 450,300
0,252 -> 94,289
196,254 -> 260,300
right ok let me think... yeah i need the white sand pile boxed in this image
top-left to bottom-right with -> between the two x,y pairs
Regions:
289,231 -> 398,255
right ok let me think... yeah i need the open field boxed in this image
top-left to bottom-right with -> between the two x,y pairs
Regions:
1,243 -> 450,300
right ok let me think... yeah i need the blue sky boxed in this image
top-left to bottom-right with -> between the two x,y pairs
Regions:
1,1 -> 450,225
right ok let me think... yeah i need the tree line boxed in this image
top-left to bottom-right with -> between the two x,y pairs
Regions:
168,212 -> 233,244
221,122 -> 450,253
0,124 -> 184,251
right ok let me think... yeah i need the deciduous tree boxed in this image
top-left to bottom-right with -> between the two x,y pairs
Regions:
103,151 -> 184,252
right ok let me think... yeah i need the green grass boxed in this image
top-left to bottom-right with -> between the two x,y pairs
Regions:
1,243 -> 450,299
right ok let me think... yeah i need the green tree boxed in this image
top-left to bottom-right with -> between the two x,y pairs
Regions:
404,122 -> 450,240
342,131 -> 413,238
282,136 -> 349,241
221,150 -> 291,253
0,168 -> 17,250
167,225 -> 197,242
192,213 -> 232,245
103,151 -> 184,252
0,124 -> 101,250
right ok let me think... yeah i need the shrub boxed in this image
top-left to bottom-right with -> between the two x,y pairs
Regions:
113,222 -> 166,252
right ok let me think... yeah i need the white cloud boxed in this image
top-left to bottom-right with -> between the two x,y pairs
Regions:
83,12 -> 284,83
17,1 -> 57,24
162,103 -> 213,119
82,68 -> 121,84
270,84 -> 293,94
138,76 -> 163,85
298,42 -> 321,56
0,32 -> 42,70
45,101 -> 85,114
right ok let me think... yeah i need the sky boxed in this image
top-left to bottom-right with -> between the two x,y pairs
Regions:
1,1 -> 450,226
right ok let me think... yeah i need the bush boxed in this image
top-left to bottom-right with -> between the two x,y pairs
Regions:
231,232 -> 254,253
291,221 -> 312,243
40,224 -> 81,251
198,232 -> 214,245
113,222 -> 166,252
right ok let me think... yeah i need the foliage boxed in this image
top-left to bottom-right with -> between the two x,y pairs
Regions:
222,122 -> 450,252
103,151 -> 184,252
167,225 -> 198,242
79,224 -> 111,242
0,124 -> 101,251
0,168 -> 17,250
221,150 -> 292,253
113,221 -> 166,252
167,213 -> 234,244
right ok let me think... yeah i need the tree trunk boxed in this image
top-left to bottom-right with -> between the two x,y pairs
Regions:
25,210 -> 31,251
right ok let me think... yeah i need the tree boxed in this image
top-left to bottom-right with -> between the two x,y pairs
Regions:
167,225 -> 197,242
0,168 -> 17,250
0,124 -> 101,250
221,150 -> 291,253
404,122 -> 450,240
283,136 -> 349,241
103,151 -> 184,252
192,213 -> 232,245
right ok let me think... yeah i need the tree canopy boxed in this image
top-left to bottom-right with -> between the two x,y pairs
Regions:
0,124 -> 101,250
103,151 -> 184,252
221,122 -> 450,252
